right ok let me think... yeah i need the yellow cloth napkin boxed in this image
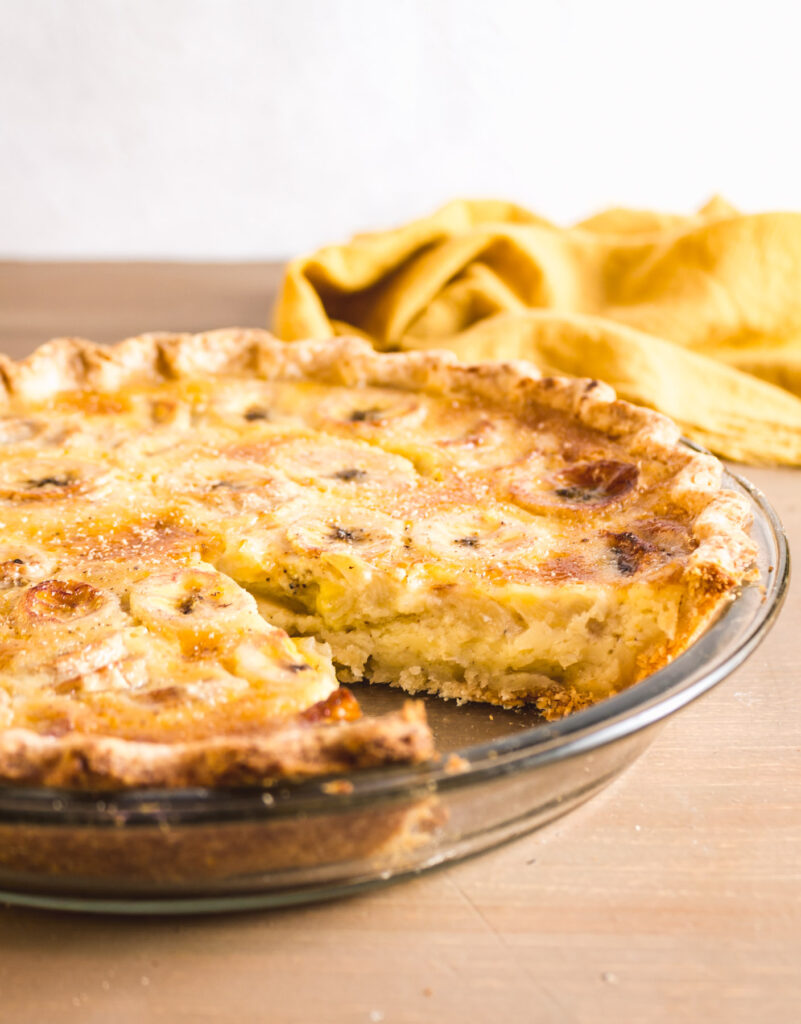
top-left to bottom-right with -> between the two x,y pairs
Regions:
274,198 -> 801,465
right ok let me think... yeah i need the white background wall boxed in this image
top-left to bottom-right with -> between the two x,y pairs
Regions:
2,0 -> 800,259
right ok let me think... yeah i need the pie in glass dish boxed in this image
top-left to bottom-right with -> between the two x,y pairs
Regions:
0,330 -> 756,790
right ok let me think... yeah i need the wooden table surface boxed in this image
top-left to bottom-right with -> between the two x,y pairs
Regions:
0,262 -> 798,1024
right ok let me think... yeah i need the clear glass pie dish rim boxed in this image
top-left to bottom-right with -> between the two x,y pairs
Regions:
0,459 -> 788,835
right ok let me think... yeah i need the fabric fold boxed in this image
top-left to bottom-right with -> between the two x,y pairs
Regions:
275,198 -> 801,465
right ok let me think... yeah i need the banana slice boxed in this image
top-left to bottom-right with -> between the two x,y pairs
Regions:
284,501 -> 404,562
149,450 -> 302,515
313,387 -> 426,432
14,579 -> 112,627
0,458 -> 110,502
431,413 -> 536,471
409,507 -> 546,566
128,568 -> 261,643
225,634 -> 338,716
197,379 -> 278,425
38,391 -> 158,454
265,437 -> 418,494
47,631 -> 131,688
69,655 -> 151,695
0,545 -> 56,590
499,457 -> 640,515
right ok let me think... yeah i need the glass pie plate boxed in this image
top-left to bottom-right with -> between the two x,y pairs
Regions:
0,465 -> 788,915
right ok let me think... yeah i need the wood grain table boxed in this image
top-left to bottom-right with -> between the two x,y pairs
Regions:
0,263 -> 798,1024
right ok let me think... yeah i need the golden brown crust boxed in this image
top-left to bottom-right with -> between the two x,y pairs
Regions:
0,703 -> 433,790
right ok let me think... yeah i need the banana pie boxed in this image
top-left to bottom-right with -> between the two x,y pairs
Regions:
0,330 -> 755,789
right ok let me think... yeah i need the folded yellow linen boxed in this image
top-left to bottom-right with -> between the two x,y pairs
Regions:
274,198 -> 801,465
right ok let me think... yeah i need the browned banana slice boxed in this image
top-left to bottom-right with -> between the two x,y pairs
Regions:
14,579 -> 112,627
498,457 -> 640,516
7,580 -> 128,667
